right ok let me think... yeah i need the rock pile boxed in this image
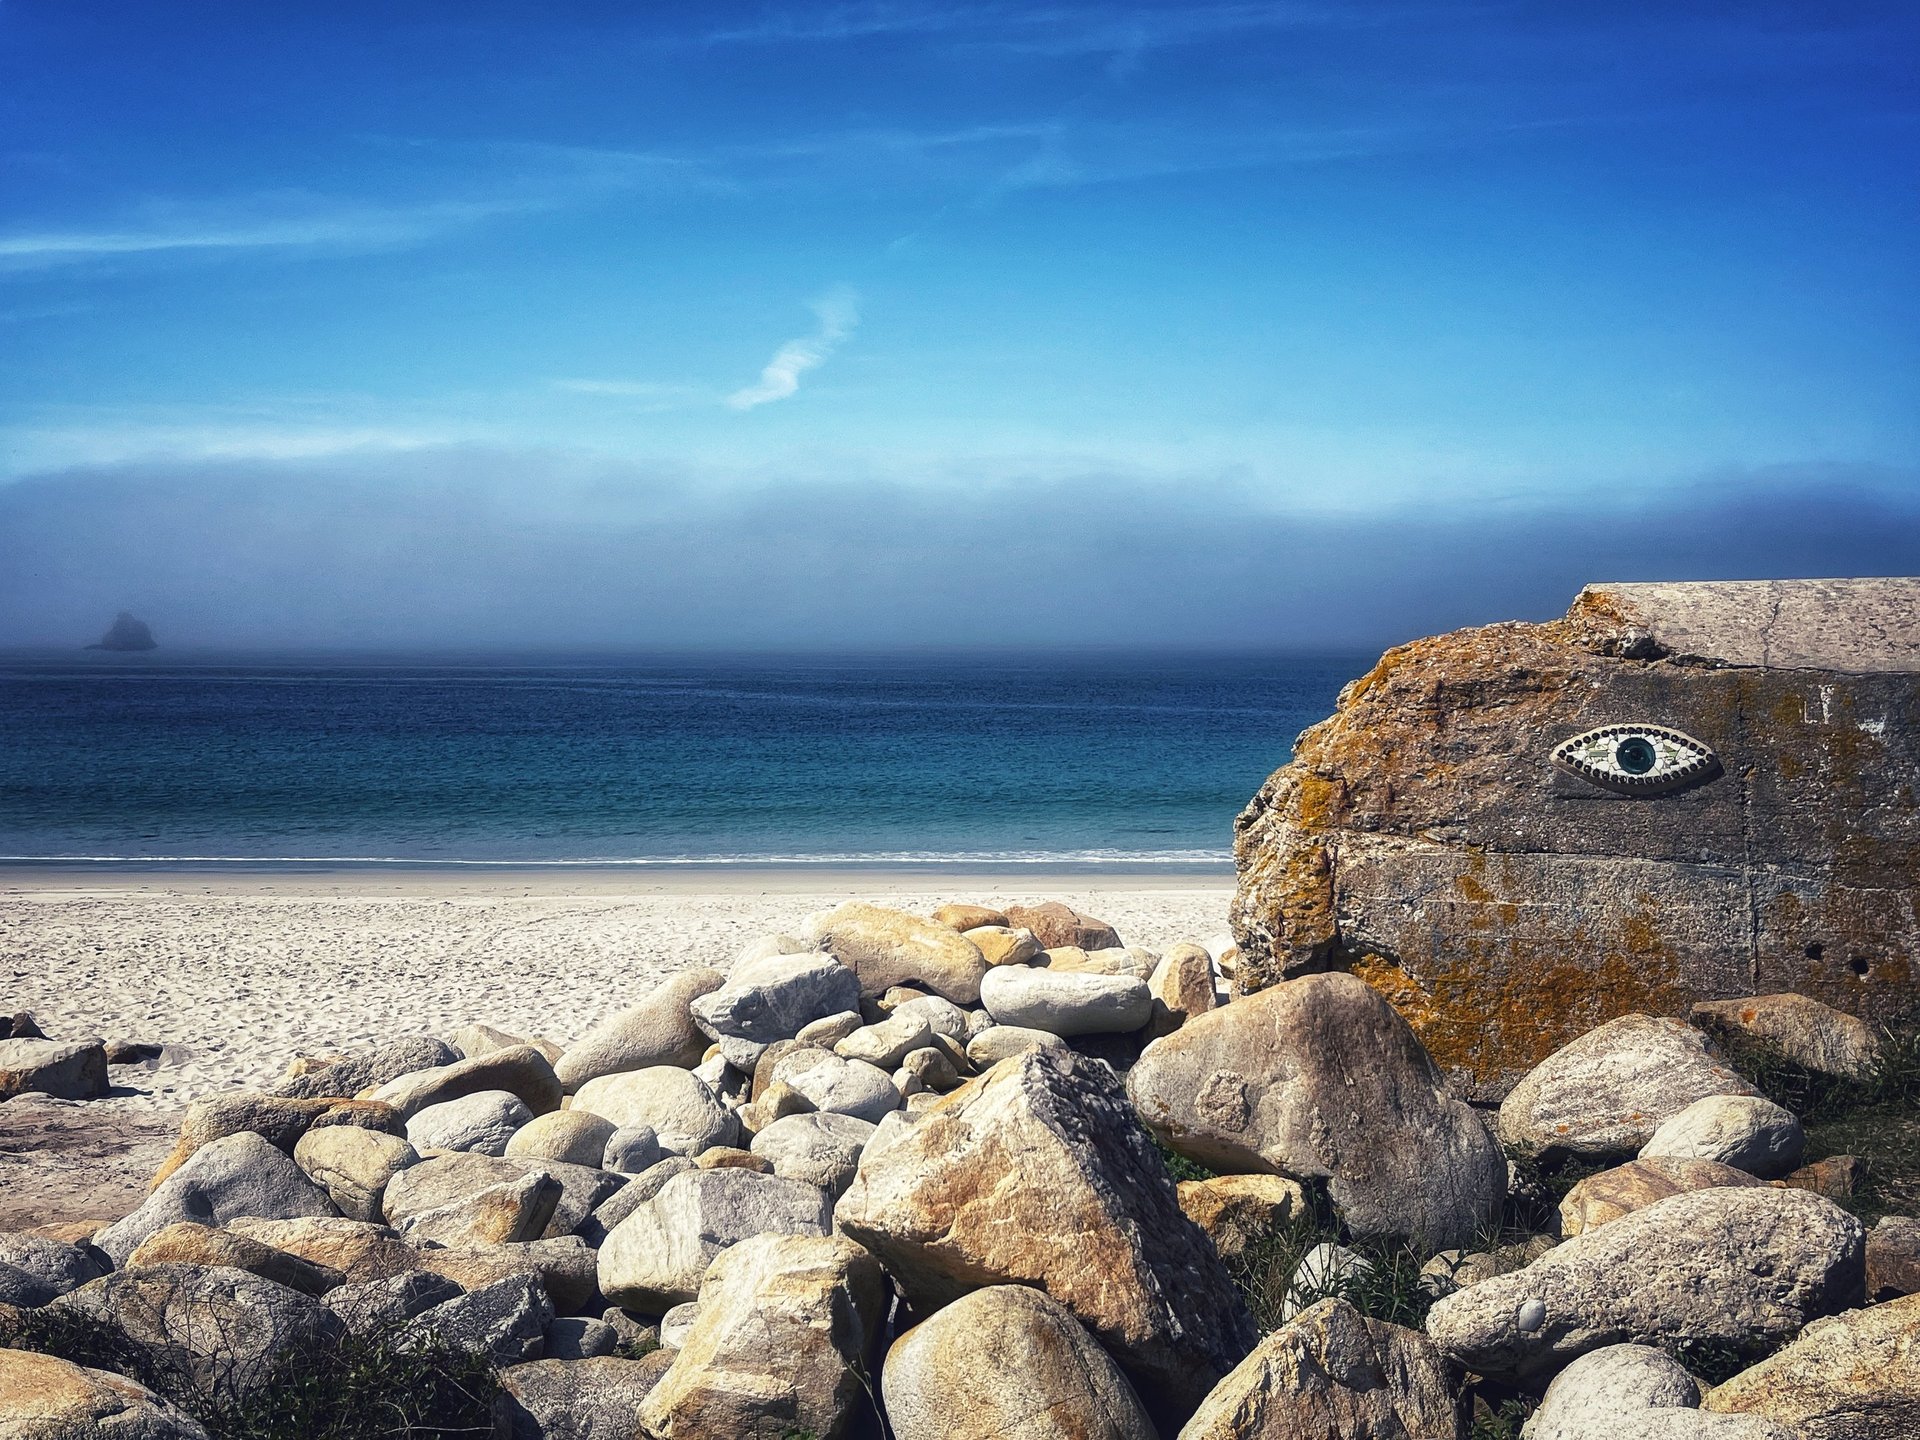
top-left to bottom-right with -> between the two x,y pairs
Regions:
2,901 -> 1914,1439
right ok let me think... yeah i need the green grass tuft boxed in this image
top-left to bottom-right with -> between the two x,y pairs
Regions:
1221,1196 -> 1436,1334
1152,1136 -> 1218,1184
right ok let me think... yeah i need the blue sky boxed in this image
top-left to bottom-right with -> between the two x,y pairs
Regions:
2,2 -> 1916,646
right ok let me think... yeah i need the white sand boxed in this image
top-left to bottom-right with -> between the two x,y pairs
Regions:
2,868 -> 1235,1111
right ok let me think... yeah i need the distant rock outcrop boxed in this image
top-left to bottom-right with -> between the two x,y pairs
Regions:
1231,578 -> 1920,1098
86,611 -> 158,651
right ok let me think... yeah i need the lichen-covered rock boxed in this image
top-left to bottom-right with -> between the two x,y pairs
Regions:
1702,1291 -> 1920,1438
291,1125 -> 419,1223
1128,973 -> 1505,1248
835,1046 -> 1256,1422
597,1168 -> 833,1311
96,1132 -> 337,1266
0,1349 -> 211,1440
569,1067 -> 739,1156
1177,1297 -> 1457,1440
1690,993 -> 1883,1080
365,1044 -> 562,1120
883,1283 -> 1157,1440
0,1038 -> 108,1101
1231,580 -> 1920,1098
1426,1187 -> 1865,1383
637,1234 -> 886,1440
1559,1156 -> 1765,1236
269,1035 -> 458,1100
323,1271 -> 463,1336
1867,1215 -> 1920,1301
1525,1344 -> 1794,1440
1497,1015 -> 1757,1158
553,969 -> 724,1089
1640,1095 -> 1804,1178
807,901 -> 991,1004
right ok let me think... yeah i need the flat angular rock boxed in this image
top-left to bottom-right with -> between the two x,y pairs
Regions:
1129,972 -> 1506,1248
1425,1186 -> 1865,1383
324,1270 -> 463,1336
0,1349 -> 211,1440
570,1066 -> 738,1156
1178,1297 -> 1457,1440
691,952 -> 861,1047
57,1263 -> 340,1403
151,1092 -> 402,1185
1526,1344 -> 1794,1440
395,1171 -> 561,1248
1703,1290 -> 1920,1437
598,1168 -> 833,1311
292,1125 -> 418,1221
96,1132 -> 337,1266
1147,942 -> 1217,1039
496,1355 -> 677,1440
406,1271 -> 553,1365
808,901 -> 990,1004
749,1111 -> 874,1197
543,1315 -> 617,1359
1560,1156 -> 1765,1236
834,1011 -> 933,1069
884,1283 -> 1156,1440
600,1123 -> 666,1174
126,1222 -> 340,1297
980,966 -> 1152,1036
835,1046 -> 1256,1423
405,1089 -> 533,1156
1003,902 -> 1121,950
1641,1094 -> 1804,1177
964,1024 -> 1067,1065
1868,1214 -> 1920,1301
638,1233 -> 886,1440
366,1043 -> 562,1120
507,1109 -> 617,1168
1497,1014 -> 1758,1158
0,1038 -> 108,1101
1177,1174 -> 1309,1261
270,1035 -> 458,1100
1690,994 -> 1882,1080
769,1048 -> 901,1122
1230,580 -> 1920,1100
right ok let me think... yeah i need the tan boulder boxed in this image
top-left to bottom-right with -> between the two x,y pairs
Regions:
0,1038 -> 108,1102
1177,1297 -> 1457,1440
1147,943 -> 1217,1039
1177,1174 -> 1308,1261
1776,1154 -> 1866,1199
1560,1156 -> 1767,1236
809,901 -> 990,1004
504,1109 -> 617,1168
834,1046 -> 1256,1421
364,1044 -> 562,1120
1003,902 -> 1121,950
638,1233 -> 887,1440
292,1125 -> 418,1221
125,1221 -> 341,1296
965,925 -> 1044,966
0,1349 -> 210,1440
883,1283 -> 1156,1440
1704,1291 -> 1920,1436
1690,993 -> 1883,1080
933,903 -> 1009,932
151,1093 -> 402,1186
554,969 -> 727,1090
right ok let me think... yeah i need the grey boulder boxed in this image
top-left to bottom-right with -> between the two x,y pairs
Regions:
570,1067 -> 739,1157
769,1048 -> 901,1123
366,1044 -> 562,1121
690,953 -> 861,1046
1526,1344 -> 1795,1440
95,1132 -> 337,1266
748,1111 -> 875,1197
978,966 -> 1152,1037
1640,1095 -> 1805,1178
405,1271 -> 553,1365
404,1089 -> 533,1157
495,1355 -> 677,1440
597,1168 -> 833,1311
270,1035 -> 458,1100
0,1038 -> 108,1100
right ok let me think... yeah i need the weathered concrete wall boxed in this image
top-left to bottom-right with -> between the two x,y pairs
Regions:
1231,579 -> 1920,1099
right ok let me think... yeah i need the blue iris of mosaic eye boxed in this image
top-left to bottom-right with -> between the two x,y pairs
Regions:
1550,724 -> 1720,794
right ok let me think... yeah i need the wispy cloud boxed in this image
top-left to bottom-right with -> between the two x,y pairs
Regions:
727,288 -> 860,411
698,3 -> 1385,49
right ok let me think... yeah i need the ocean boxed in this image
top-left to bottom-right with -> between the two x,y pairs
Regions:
0,652 -> 1362,869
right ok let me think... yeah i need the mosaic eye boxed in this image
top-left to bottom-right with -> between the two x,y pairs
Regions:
1550,723 -> 1720,795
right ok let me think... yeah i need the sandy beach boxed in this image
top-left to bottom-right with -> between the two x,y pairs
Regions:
2,866 -> 1235,1107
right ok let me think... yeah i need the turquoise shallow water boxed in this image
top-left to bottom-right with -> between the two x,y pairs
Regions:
0,652 -> 1362,868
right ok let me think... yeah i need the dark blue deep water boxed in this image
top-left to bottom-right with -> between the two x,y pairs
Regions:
0,653 -> 1362,868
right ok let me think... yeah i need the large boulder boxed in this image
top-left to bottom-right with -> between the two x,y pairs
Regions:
1703,1290 -> 1920,1437
883,1283 -> 1157,1440
0,1038 -> 108,1101
404,1089 -> 533,1156
0,1232 -> 107,1304
1178,1297 -> 1458,1440
807,902 -> 990,1004
1497,1014 -> 1757,1158
1177,1174 -> 1309,1261
405,1272 -> 553,1365
365,1044 -> 562,1120
1689,994 -> 1883,1080
768,1048 -> 901,1123
1426,1186 -> 1865,1383
554,969 -> 725,1089
125,1223 -> 340,1297
569,1067 -> 738,1156
57,1263 -> 340,1404
835,1046 -> 1257,1422
1231,579 -> 1920,1099
507,1110 -> 618,1169
1558,1156 -> 1765,1237
749,1112 -> 875,1197
1003,902 -> 1121,950
0,1349 -> 210,1440
598,1168 -> 833,1311
269,1035 -> 458,1100
95,1133 -> 337,1266
495,1355 -> 676,1440
691,953 -> 862,1048
380,1153 -> 566,1245
291,1125 -> 418,1222
638,1234 -> 887,1440
978,967 -> 1152,1037
1640,1095 -> 1804,1178
1526,1344 -> 1794,1440
1128,972 -> 1505,1248
150,1092 -> 402,1185
1147,942 -> 1217,1039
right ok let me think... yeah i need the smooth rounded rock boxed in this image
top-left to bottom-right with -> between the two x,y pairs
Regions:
571,1067 -> 739,1157
292,1125 -> 419,1222
769,1048 -> 901,1123
807,901 -> 990,1004
1640,1094 -> 1805,1178
506,1109 -> 618,1168
964,1025 -> 1066,1065
405,1089 -> 532,1156
749,1111 -> 875,1197
978,966 -> 1151,1037
555,969 -> 725,1089
1560,1156 -> 1766,1237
